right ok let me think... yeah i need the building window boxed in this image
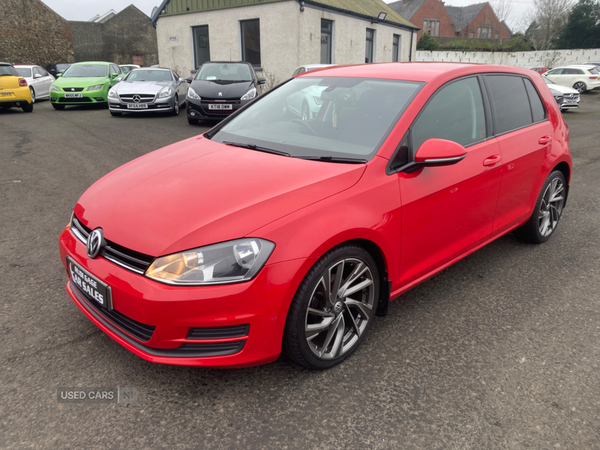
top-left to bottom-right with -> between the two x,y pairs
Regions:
392,34 -> 400,62
321,19 -> 333,64
495,31 -> 500,39
423,19 -> 440,37
477,25 -> 492,39
365,28 -> 375,63
469,30 -> 475,38
240,19 -> 261,68
192,25 -> 210,69
132,55 -> 144,66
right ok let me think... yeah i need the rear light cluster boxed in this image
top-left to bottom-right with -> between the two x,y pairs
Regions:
18,78 -> 27,87
589,76 -> 598,80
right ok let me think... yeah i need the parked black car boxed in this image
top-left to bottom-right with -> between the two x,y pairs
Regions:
45,62 -> 71,77
186,61 -> 265,125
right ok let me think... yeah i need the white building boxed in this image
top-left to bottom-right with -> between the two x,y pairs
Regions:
152,0 -> 418,83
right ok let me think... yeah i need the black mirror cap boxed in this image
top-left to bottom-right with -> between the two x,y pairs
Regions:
258,78 -> 266,85
186,77 -> 193,83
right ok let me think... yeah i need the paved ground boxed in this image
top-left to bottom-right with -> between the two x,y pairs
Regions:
1,94 -> 599,450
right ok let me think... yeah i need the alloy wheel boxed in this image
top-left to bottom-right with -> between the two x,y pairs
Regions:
30,88 -> 35,103
304,258 -> 375,360
538,177 -> 565,237
573,82 -> 586,93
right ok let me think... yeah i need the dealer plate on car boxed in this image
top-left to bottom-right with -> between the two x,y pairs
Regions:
127,103 -> 148,109
65,93 -> 83,98
208,104 -> 232,110
67,257 -> 113,310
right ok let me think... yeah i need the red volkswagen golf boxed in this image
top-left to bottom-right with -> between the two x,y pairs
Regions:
59,63 -> 571,369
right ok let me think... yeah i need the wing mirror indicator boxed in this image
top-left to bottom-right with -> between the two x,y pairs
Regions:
402,138 -> 467,173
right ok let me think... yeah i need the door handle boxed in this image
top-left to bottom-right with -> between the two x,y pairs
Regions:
538,136 -> 551,145
483,155 -> 502,167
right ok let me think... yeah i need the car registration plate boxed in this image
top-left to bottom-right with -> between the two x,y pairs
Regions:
67,257 -> 113,310
1,92 -> 13,96
208,103 -> 232,110
64,93 -> 83,98
127,103 -> 148,109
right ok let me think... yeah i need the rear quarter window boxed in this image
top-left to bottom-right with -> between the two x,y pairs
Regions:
485,75 -> 533,135
523,78 -> 546,123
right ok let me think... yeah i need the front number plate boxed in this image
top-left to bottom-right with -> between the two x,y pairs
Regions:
67,257 -> 113,310
208,103 -> 232,110
127,103 -> 148,109
64,93 -> 83,98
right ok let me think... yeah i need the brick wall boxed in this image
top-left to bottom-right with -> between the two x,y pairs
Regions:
409,0 -> 455,40
461,4 -> 510,40
0,0 -> 74,67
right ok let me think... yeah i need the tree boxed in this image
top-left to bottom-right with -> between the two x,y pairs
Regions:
491,0 -> 515,26
417,33 -> 438,51
555,0 -> 600,48
525,0 -> 573,50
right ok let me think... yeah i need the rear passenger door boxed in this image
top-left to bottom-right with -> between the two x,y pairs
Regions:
397,76 -> 501,286
484,74 -> 553,234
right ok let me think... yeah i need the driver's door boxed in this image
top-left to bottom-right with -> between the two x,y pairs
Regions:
397,76 -> 501,287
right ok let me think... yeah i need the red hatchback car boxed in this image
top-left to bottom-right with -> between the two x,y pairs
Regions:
59,63 -> 571,369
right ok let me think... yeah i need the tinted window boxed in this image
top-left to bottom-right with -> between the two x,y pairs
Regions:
486,75 -> 532,134
63,64 -> 108,77
523,78 -> 545,122
241,19 -> 261,68
563,68 -> 583,75
16,67 -> 32,77
412,77 -> 486,150
547,69 -> 562,75
196,63 -> 252,82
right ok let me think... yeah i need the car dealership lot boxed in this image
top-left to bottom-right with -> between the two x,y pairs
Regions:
1,94 -> 599,448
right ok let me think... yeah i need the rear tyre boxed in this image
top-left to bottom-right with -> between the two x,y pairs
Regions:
172,95 -> 180,116
52,103 -> 65,110
284,244 -> 379,370
573,82 -> 586,93
22,102 -> 33,113
513,170 -> 566,244
110,111 -> 122,116
30,88 -> 35,103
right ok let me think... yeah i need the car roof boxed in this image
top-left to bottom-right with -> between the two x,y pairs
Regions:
300,62 -> 539,83
71,61 -> 114,66
202,61 -> 251,66
135,67 -> 171,71
553,64 -> 595,69
300,64 -> 335,70
13,64 -> 37,68
0,62 -> 13,66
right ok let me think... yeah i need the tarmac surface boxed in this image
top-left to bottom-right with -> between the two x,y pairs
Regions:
1,92 -> 599,449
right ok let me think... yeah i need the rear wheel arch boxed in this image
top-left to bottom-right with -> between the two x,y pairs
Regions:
553,161 -> 571,185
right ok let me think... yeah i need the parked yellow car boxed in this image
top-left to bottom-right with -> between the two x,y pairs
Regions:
0,62 -> 33,112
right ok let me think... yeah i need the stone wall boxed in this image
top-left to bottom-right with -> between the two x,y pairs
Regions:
70,5 -> 158,65
0,0 -> 74,66
416,48 -> 600,67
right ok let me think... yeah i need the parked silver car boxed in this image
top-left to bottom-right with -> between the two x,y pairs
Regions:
13,64 -> 54,102
108,67 -> 187,116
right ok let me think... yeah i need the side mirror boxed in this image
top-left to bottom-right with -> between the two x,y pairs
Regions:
186,77 -> 193,83
34,73 -> 42,79
110,73 -> 118,79
414,138 -> 467,166
56,73 -> 62,78
190,69 -> 198,75
179,77 -> 185,83
257,78 -> 266,85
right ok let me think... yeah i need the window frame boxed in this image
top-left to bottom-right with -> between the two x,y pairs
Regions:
392,34 -> 400,62
240,18 -> 261,70
192,25 -> 211,70
481,73 -> 549,138
365,28 -> 375,63
321,19 -> 334,65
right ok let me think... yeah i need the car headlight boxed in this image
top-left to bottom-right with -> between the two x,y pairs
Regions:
145,238 -> 275,285
108,88 -> 117,98
50,85 -> 61,92
159,87 -> 172,98
241,87 -> 256,100
187,87 -> 201,100
87,84 -> 104,91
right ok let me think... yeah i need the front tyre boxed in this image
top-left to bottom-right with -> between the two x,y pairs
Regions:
514,170 -> 566,244
573,81 -> 586,93
110,110 -> 122,116
52,103 -> 65,110
30,87 -> 35,103
187,116 -> 199,125
284,245 -> 379,370
172,95 -> 180,116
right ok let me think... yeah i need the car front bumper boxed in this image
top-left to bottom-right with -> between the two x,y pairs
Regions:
50,88 -> 108,104
108,96 -> 174,113
58,226 -> 304,368
186,98 -> 250,120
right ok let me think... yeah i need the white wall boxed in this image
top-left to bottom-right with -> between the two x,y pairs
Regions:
416,48 -> 600,68
156,1 -> 416,84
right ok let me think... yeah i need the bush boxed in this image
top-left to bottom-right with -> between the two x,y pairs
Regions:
417,33 -> 438,51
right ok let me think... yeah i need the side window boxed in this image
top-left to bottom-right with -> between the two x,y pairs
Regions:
486,75 -> 532,134
523,78 -> 546,123
110,65 -> 120,75
411,77 -> 486,151
547,69 -> 563,75
33,67 -> 43,77
292,68 -> 300,76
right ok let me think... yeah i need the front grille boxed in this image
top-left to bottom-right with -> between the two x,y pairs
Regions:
71,215 -> 154,274
63,87 -> 84,92
202,99 -> 241,104
59,97 -> 92,103
187,324 -> 250,339
119,94 -> 155,103
73,282 -> 155,342
175,341 -> 246,356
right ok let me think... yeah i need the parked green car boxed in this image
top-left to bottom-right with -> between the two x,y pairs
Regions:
50,61 -> 124,110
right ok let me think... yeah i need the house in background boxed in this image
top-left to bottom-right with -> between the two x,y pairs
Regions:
389,0 -> 511,41
151,0 -> 419,82
70,5 -> 158,66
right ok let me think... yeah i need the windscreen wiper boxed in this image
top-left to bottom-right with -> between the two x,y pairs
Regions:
297,155 -> 368,164
222,141 -> 291,157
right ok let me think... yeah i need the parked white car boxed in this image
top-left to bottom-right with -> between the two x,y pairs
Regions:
13,64 -> 54,102
286,65 -> 336,120
543,65 -> 600,93
542,77 -> 580,110
119,64 -> 141,74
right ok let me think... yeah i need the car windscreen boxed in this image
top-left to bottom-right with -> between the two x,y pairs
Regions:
62,64 -> 107,77
210,77 -> 423,161
126,70 -> 172,82
196,64 -> 252,82
543,78 -> 554,85
0,65 -> 19,77
56,63 -> 71,72
16,68 -> 32,77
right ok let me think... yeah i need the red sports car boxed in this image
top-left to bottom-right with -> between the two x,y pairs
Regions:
59,63 -> 571,369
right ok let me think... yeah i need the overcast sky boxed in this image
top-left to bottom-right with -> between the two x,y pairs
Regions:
40,0 -> 532,30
